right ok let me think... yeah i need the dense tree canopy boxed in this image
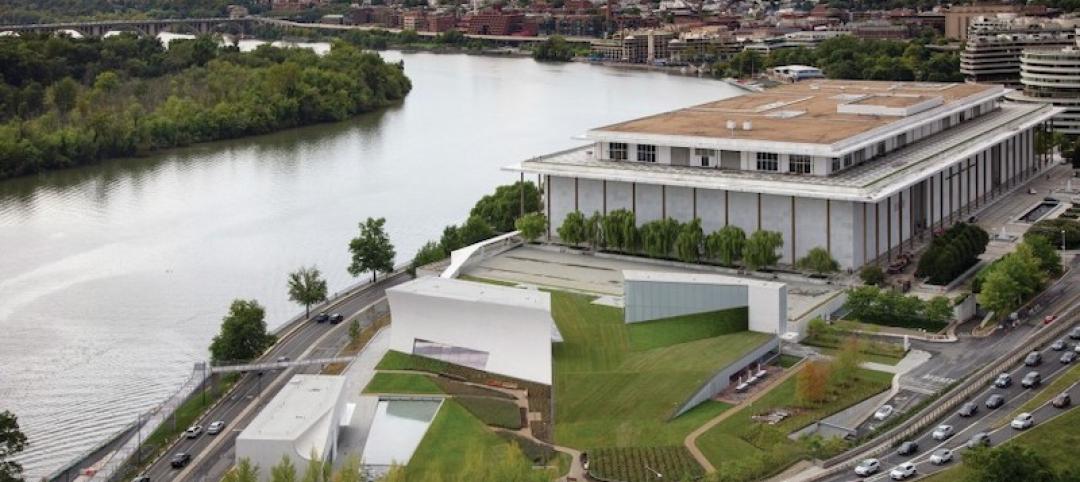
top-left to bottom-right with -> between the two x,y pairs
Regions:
469,181 -> 542,232
916,223 -> 989,285
0,410 -> 27,482
209,299 -> 274,363
0,34 -> 411,180
348,217 -> 397,282
0,0 -> 267,23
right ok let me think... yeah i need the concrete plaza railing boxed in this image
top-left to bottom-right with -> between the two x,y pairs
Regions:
441,231 -> 523,279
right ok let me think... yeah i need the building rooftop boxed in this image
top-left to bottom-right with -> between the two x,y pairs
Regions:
623,270 -> 785,289
511,102 -> 1060,202
390,277 -> 551,311
237,375 -> 344,452
588,80 -> 1001,148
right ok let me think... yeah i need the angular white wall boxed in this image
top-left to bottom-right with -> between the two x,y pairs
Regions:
623,271 -> 787,335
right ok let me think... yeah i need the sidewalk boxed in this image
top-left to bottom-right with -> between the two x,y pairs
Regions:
336,328 -> 392,462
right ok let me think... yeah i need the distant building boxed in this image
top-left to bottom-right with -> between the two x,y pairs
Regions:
270,0 -> 329,11
944,4 -> 1021,40
771,65 -> 825,82
1009,33 -> 1080,135
960,17 -> 1077,87
464,12 -> 524,35
320,14 -> 344,24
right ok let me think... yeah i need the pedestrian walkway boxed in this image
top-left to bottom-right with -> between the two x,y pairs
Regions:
336,328 -> 392,462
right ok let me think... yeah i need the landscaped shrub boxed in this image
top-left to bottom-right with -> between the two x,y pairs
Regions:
497,432 -> 562,466
457,396 -> 523,429
432,377 -> 515,400
1026,218 -> 1080,249
797,247 -> 839,275
469,181 -> 542,232
859,264 -> 886,286
844,286 -> 950,331
639,218 -> 682,258
588,446 -> 704,482
916,223 -> 989,285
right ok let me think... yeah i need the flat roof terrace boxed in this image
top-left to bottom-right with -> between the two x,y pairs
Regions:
589,80 -> 999,146
512,102 -> 1060,202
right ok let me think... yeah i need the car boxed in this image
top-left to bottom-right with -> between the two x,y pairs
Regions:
994,373 -> 1012,388
890,462 -> 917,480
1063,351 -> 1078,364
1025,351 -> 1043,366
854,458 -> 881,476
986,394 -> 1005,409
967,432 -> 992,449
1053,392 -> 1072,408
1070,327 -> 1080,340
1022,371 -> 1042,388
873,405 -> 894,421
133,477 -> 150,482
1052,339 -> 1068,351
932,424 -> 954,440
276,356 -> 290,363
1045,315 -> 1059,325
329,313 -> 344,324
897,441 -> 919,456
183,425 -> 202,439
314,312 -> 329,323
930,448 -> 954,465
207,420 -> 226,435
1074,344 -> 1080,354
1011,412 -> 1035,430
170,453 -> 192,469
958,402 -> 978,417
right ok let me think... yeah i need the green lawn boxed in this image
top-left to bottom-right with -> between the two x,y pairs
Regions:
695,366 -> 893,481
812,345 -> 904,366
627,308 -> 748,351
457,395 -> 523,429
362,372 -> 444,395
551,291 -> 767,450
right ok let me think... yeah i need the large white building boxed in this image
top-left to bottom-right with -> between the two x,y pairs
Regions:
510,80 -> 1061,270
235,375 -> 346,480
1009,31 -> 1080,135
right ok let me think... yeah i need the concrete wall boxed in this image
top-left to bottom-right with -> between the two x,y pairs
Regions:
623,272 -> 787,335
387,283 -> 554,385
672,337 -> 780,417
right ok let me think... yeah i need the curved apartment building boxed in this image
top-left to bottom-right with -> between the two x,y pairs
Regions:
1010,36 -> 1080,134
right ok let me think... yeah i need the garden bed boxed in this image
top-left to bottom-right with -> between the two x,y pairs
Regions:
588,446 -> 704,482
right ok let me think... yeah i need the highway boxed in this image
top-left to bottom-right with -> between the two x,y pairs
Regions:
137,271 -> 410,482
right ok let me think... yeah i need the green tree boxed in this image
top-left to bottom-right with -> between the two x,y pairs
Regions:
93,71 -> 120,92
348,318 -> 361,343
601,209 -> 636,252
209,299 -> 274,364
586,211 -> 604,249
410,241 -> 446,272
675,218 -> 704,262
924,296 -> 953,325
859,265 -> 885,286
557,211 -> 588,245
1027,218 -> 1080,249
270,455 -> 297,482
287,265 -> 328,319
705,225 -> 746,266
744,230 -> 783,271
301,451 -> 330,482
640,218 -> 681,258
348,217 -> 396,283
469,181 -> 542,232
224,458 -> 259,482
46,77 -> 78,114
532,35 -> 576,61
961,445 -> 1058,482
978,246 -> 1043,317
797,247 -> 838,275
0,410 -> 27,482
439,225 -> 464,253
459,214 -> 496,245
1024,234 -> 1063,276
514,212 -> 546,242
829,336 -> 864,388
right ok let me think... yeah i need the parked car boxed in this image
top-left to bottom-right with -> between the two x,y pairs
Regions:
897,441 -> 919,456
854,458 -> 881,476
1053,392 -> 1072,408
874,405 -> 895,421
1070,327 -> 1080,340
930,448 -> 954,465
932,424 -> 954,440
207,420 -> 226,435
314,312 -> 329,323
994,373 -> 1012,388
1052,339 -> 1068,351
330,313 -> 344,324
1062,351 -> 1078,364
890,462 -> 917,480
1022,371 -> 1042,388
986,394 -> 1005,409
967,432 -> 991,448
958,402 -> 978,417
1025,351 -> 1042,366
1011,412 -> 1035,430
170,453 -> 192,469
183,425 -> 202,439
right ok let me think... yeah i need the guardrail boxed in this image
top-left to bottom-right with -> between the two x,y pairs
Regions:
441,231 -> 523,279
210,356 -> 354,373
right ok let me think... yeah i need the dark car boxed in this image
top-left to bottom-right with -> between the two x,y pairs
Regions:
986,394 -> 1005,409
1025,351 -> 1042,367
170,453 -> 191,469
314,312 -> 329,323
329,313 -> 344,324
958,402 -> 978,417
1053,393 -> 1072,408
897,441 -> 919,456
1052,340 -> 1068,351
967,432 -> 991,449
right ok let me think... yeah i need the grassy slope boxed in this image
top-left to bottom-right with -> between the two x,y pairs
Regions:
362,372 -> 444,395
695,366 -> 893,476
551,291 -> 767,449
627,307 -> 749,351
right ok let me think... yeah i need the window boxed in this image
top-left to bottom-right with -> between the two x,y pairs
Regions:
876,141 -> 886,157
695,148 -> 715,167
637,144 -> 657,163
790,155 -> 812,174
610,142 -> 628,160
843,153 -> 853,168
756,152 -> 778,171
413,339 -> 490,371
831,157 -> 841,172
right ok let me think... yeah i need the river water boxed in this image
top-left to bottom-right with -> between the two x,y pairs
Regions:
0,46 -> 741,477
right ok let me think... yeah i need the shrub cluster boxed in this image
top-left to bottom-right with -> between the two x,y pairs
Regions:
844,286 -> 953,330
915,223 -> 989,285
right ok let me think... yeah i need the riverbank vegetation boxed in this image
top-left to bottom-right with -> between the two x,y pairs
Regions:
0,0 -> 266,23
0,34 -> 411,180
0,410 -> 27,481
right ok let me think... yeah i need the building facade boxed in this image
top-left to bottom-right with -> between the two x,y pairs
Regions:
1009,33 -> 1080,135
961,22 -> 1076,87
510,80 -> 1060,271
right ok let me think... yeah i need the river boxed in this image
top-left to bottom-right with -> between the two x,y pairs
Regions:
0,45 -> 743,477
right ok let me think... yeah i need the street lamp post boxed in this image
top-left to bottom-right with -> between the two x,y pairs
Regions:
1063,229 -> 1067,251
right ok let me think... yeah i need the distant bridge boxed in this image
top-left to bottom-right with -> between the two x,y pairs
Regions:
209,355 -> 354,374
0,17 -> 253,37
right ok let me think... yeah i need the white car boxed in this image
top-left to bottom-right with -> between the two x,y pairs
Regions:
1011,412 -> 1035,430
854,458 -> 881,476
183,425 -> 203,439
207,420 -> 226,435
932,424 -> 954,440
930,448 -> 953,465
890,462 -> 917,480
873,405 -> 895,421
